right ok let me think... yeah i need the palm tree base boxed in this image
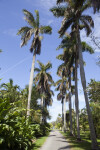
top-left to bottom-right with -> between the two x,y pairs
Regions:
77,137 -> 81,141
70,132 -> 73,136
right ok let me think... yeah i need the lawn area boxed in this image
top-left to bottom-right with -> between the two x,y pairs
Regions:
61,131 -> 100,150
33,136 -> 48,150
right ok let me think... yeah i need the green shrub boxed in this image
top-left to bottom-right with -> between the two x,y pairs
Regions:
0,98 -> 35,150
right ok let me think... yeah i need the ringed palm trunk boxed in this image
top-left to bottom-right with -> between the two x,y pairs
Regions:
77,28 -> 99,150
62,98 -> 64,130
41,95 -> 44,124
63,94 -> 66,132
44,102 -> 47,124
69,73 -> 73,135
75,48 -> 81,140
27,51 -> 36,117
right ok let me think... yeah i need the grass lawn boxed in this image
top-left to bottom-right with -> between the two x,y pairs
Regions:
33,136 -> 48,150
61,131 -> 100,150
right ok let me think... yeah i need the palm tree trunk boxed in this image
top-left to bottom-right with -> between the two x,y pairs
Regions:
27,52 -> 36,117
62,98 -> 64,130
75,48 -> 81,140
63,94 -> 66,132
69,73 -> 73,135
44,101 -> 47,123
77,28 -> 99,150
41,95 -> 44,124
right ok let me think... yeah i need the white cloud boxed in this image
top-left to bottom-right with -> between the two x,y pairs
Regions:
3,29 -> 17,37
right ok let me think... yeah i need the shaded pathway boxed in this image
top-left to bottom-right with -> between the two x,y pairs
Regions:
40,130 -> 71,150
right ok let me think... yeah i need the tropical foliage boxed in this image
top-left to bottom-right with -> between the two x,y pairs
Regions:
0,79 -> 50,149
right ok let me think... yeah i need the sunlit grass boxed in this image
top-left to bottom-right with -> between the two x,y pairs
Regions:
61,131 -> 100,150
33,136 -> 48,150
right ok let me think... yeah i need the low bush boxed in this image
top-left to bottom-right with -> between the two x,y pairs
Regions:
0,98 -> 35,150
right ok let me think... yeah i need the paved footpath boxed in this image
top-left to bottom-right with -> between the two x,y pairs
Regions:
40,130 -> 71,150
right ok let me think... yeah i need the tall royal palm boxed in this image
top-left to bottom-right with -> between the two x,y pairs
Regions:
17,10 -> 52,116
55,76 -> 68,132
58,35 -> 94,139
34,61 -> 54,123
51,1 -> 99,149
57,38 -> 75,135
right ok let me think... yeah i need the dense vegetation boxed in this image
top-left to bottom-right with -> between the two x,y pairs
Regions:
0,79 -> 51,150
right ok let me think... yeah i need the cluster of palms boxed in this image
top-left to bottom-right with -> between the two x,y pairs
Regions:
16,0 -> 100,149
50,0 -> 99,149
34,61 -> 54,123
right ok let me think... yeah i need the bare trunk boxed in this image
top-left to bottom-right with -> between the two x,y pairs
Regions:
63,95 -> 66,132
44,102 -> 47,123
41,96 -> 44,124
77,29 -> 99,150
27,52 -> 36,117
75,48 -> 81,140
62,98 -> 64,131
69,73 -> 73,135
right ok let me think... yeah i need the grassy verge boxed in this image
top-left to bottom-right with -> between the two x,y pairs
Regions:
60,131 -> 100,150
33,136 -> 48,150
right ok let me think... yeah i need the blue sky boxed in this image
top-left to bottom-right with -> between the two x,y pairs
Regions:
0,0 -> 100,122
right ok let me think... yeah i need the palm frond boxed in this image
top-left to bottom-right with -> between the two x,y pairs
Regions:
17,27 -> 33,47
50,6 -> 66,17
55,79 -> 63,86
40,26 -> 52,34
82,41 -> 94,54
17,26 -> 32,35
80,18 -> 92,36
56,0 -> 66,5
37,60 -> 44,69
57,92 -> 63,101
57,63 -> 67,76
35,10 -> 39,27
81,15 -> 94,28
34,73 -> 40,84
46,73 -> 54,84
58,17 -> 73,37
34,68 -> 41,73
23,9 -> 36,27
45,62 -> 52,71
56,54 -> 64,60
82,1 -> 91,12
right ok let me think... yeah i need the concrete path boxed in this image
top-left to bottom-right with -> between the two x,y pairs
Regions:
40,130 -> 70,150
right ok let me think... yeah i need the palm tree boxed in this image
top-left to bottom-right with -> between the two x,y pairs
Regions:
34,61 -> 54,123
55,76 -> 68,132
57,92 -> 64,128
44,86 -> 54,123
1,79 -> 20,103
57,39 -> 75,135
17,9 -> 52,116
51,0 -> 99,149
58,34 -> 94,139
